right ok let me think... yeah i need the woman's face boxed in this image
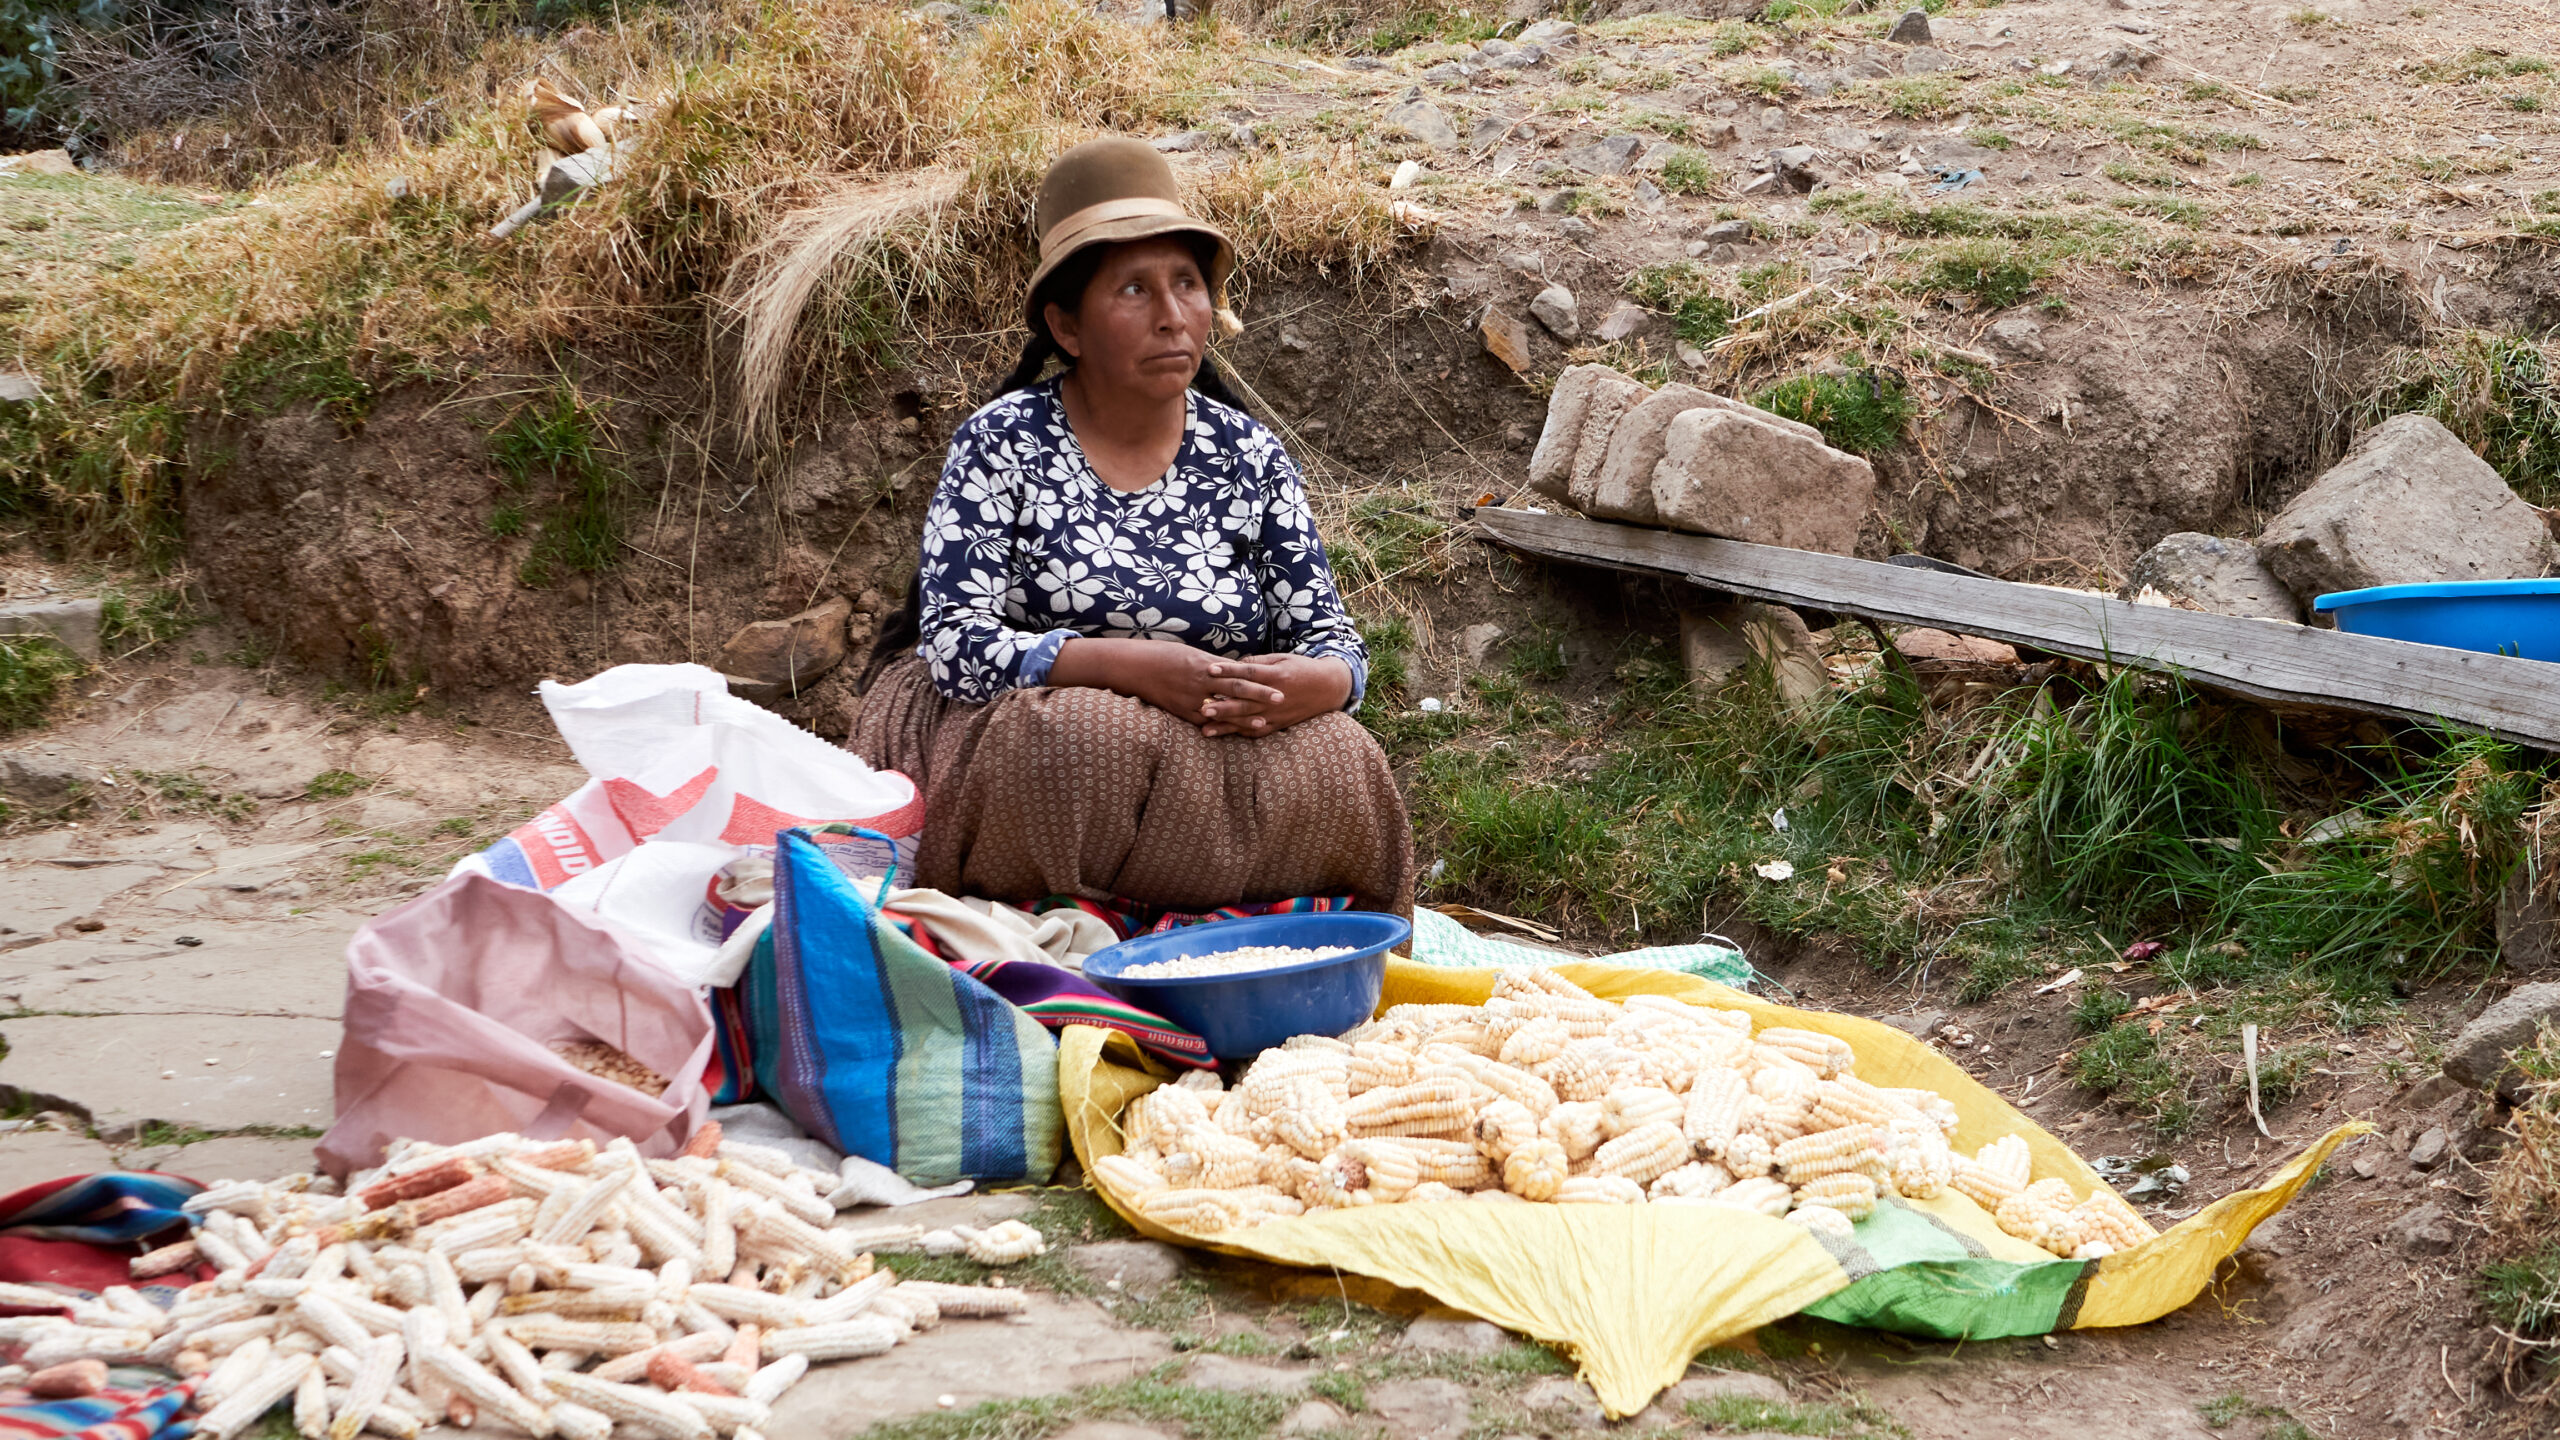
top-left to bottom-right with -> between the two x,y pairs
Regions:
1046,237 -> 1212,405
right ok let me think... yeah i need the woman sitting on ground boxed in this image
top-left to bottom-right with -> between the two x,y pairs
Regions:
849,137 -> 1413,917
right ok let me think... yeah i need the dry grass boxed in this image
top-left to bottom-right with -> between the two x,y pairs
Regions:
3,0 -> 1414,549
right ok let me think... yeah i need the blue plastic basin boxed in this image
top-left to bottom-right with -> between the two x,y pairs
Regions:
1082,911 -> 1410,1059
2312,580 -> 2560,662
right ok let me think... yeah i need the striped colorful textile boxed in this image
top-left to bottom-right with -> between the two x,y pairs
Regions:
0,1377 -> 194,1440
1034,893 -> 1357,941
0,1174 -> 200,1246
717,829 -> 1062,1184
924,947 -> 1212,1070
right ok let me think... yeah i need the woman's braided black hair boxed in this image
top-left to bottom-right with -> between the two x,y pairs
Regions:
860,233 -> 1249,689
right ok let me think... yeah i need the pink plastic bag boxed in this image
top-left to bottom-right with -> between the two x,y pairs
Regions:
317,872 -> 715,1178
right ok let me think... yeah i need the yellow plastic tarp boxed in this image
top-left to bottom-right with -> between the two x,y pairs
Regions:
1060,960 -> 2363,1417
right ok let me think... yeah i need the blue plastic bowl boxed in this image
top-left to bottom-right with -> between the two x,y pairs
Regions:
1082,911 -> 1411,1059
2313,580 -> 2560,663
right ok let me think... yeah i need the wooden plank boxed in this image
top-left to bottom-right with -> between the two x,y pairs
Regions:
1473,506 -> 2560,750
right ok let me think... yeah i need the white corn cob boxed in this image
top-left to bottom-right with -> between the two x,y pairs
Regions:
548,1404 -> 614,1440
1599,1087 -> 1682,1138
482,1323 -> 554,1404
400,1308 -> 451,1421
420,1200 -> 537,1256
1706,1177 -> 1793,1217
761,1317 -> 902,1362
739,1353 -> 807,1407
1090,1155 -> 1167,1195
541,1372 -> 711,1440
327,1333 -> 403,1440
716,1162 -> 833,1229
684,1285 -> 810,1329
425,1251 -> 471,1343
698,1182 -> 737,1281
294,1353 -> 331,1439
1552,1176 -> 1644,1204
199,1352 -> 317,1440
668,1392 -> 774,1437
801,1272 -> 896,1327
496,1316 -> 658,1355
416,1342 -> 556,1437
956,1221 -> 1045,1265
293,1293 -> 377,1357
1589,1122 -> 1688,1186
199,1335 -> 275,1409
535,1165 -> 635,1247
1787,1205 -> 1855,1240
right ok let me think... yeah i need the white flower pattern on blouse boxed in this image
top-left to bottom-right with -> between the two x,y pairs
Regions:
916,379 -> 1370,708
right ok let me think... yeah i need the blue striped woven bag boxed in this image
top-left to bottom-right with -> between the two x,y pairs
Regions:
718,827 -> 1061,1184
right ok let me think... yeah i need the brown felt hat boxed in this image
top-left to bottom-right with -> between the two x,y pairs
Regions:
1025,137 -> 1238,339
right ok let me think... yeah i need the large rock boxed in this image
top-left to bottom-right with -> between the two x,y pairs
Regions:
2123,533 -> 2302,622
1364,1379 -> 1471,1440
1579,385 -> 1819,524
1384,100 -> 1459,149
0,596 -> 103,661
0,750 -> 84,806
1528,364 -> 1648,502
720,595 -> 853,697
2441,981 -> 2560,1089
1648,407 -> 1875,555
1529,284 -> 1579,339
2257,414 -> 2555,607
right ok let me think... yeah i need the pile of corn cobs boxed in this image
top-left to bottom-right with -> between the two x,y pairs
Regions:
1096,969 -> 2156,1257
0,1128 -> 1045,1440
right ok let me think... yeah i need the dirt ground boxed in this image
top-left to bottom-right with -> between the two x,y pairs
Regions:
7,0 -> 2560,1435
0,640 -> 2542,1440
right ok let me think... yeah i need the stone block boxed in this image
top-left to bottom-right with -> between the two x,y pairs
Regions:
1481,309 -> 1533,375
1634,1371 -> 1791,1427
1527,364 -> 1647,502
2123,532 -> 2301,622
2441,981 -> 2560,1089
1648,406 -> 1875,555
1396,1316 -> 1512,1355
1580,384 -> 1819,524
1183,1355 -> 1310,1394
2385,1201 -> 2455,1256
0,596 -> 103,661
721,595 -> 853,697
1366,1378 -> 1471,1440
1384,101 -> 1459,149
1063,1238 -> 1186,1297
2257,413 -> 2554,607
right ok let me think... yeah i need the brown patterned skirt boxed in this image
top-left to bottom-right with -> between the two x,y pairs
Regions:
846,655 -> 1414,916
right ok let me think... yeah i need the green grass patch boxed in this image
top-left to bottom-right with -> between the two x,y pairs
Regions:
1658,149 -> 1719,196
2482,1242 -> 2560,1339
1866,75 -> 1962,119
1334,485 -> 1448,591
2368,333 -> 2560,506
306,769 -> 372,799
856,1371 -> 1287,1440
1626,263 -> 1737,345
1965,128 -> 2014,150
1688,1393 -> 1896,1436
0,635 -> 82,734
490,385 -> 630,588
1750,369 -> 1914,456
1916,237 -> 2050,307
1361,7 -> 1498,53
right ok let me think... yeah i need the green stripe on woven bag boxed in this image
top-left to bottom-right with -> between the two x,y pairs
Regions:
875,912 -> 1064,1185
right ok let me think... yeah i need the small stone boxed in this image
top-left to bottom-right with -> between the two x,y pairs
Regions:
1877,1010 -> 1950,1040
2408,1126 -> 2450,1172
0,149 -> 78,177
1149,130 -> 1218,153
1367,1378 -> 1473,1440
1556,216 -> 1595,242
383,176 -> 411,200
1421,63 -> 1468,85
2442,982 -> 2560,1089
1469,115 -> 1511,147
2122,533 -> 2301,623
1518,19 -> 1577,45
0,750 -> 83,806
1064,1239 -> 1187,1297
1490,46 -> 1543,70
1280,1401 -> 1349,1436
1635,1371 -> 1790,1427
0,371 -> 43,404
1700,218 -> 1753,244
0,596 -> 104,661
1632,178 -> 1665,211
1457,625 -> 1506,667
1518,1377 -> 1604,1424
1886,9 -> 1932,44
2351,1155 -> 2379,1180
1529,284 -> 1579,338
1398,1316 -> 1511,1355
2385,1201 -> 2456,1256
1481,309 -> 1534,375
1986,314 -> 2046,358
1184,1355 -> 1312,1394
719,595 -> 853,696
1384,100 -> 1460,150
1342,56 -> 1386,71
1561,134 -> 1642,177
1593,304 -> 1649,343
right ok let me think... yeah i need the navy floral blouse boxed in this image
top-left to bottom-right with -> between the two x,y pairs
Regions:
915,379 -> 1370,708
